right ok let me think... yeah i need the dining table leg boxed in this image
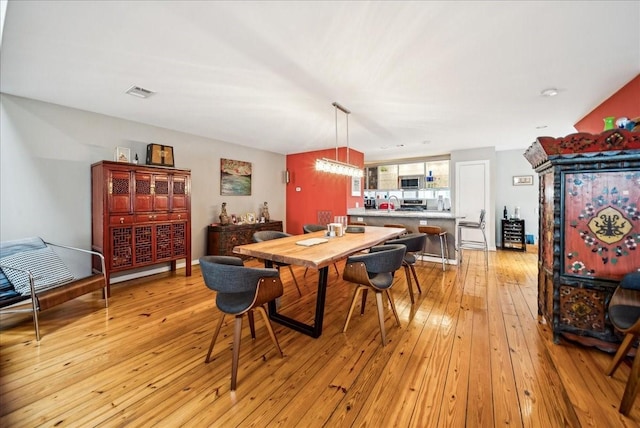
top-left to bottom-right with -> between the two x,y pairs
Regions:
266,263 -> 329,338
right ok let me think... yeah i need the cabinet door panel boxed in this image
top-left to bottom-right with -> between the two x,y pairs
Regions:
134,173 -> 154,212
110,226 -> 133,268
173,222 -> 188,256
155,223 -> 173,260
172,175 -> 189,211
109,171 -> 132,214
134,225 -> 153,264
154,175 -> 170,211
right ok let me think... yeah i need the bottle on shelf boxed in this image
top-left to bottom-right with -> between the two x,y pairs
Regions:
503,206 -> 508,219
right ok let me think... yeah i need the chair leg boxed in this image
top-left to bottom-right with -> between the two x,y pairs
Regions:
439,234 -> 446,271
620,344 -> 640,415
344,286 -> 365,333
457,224 -> 463,265
607,333 -> 636,376
248,309 -> 256,339
230,315 -> 243,391
443,233 -> 450,266
385,289 -> 401,326
360,288 -> 368,315
287,265 -> 302,297
481,227 -> 488,269
254,305 -> 283,358
374,291 -> 388,345
403,263 -> 415,304
409,263 -> 422,294
205,313 -> 226,363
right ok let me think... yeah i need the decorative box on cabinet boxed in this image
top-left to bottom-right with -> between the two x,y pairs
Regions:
502,219 -> 526,251
524,130 -> 640,349
207,221 -> 283,258
91,161 -> 192,295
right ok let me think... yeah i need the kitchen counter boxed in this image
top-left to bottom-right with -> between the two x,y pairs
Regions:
347,208 -> 455,219
347,208 -> 459,264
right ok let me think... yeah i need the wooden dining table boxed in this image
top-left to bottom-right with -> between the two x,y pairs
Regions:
233,226 -> 406,338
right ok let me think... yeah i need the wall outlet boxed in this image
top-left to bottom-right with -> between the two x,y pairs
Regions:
419,220 -> 427,225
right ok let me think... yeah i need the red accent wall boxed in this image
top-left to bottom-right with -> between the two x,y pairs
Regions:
574,74 -> 640,133
286,147 -> 364,235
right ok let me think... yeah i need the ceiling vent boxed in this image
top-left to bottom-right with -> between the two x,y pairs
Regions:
125,85 -> 155,98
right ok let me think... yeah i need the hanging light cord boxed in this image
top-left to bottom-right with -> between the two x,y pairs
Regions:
332,102 -> 351,164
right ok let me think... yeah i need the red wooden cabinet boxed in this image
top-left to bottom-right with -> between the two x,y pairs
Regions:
92,161 -> 192,295
207,221 -> 283,259
525,130 -> 640,348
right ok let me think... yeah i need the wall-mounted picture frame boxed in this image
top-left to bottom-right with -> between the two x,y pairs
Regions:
246,212 -> 256,224
351,176 -> 362,197
513,175 -> 533,186
221,158 -> 252,196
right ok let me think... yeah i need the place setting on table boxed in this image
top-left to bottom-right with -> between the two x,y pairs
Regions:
233,223 -> 406,338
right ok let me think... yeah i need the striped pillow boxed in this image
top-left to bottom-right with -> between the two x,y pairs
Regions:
0,247 -> 74,296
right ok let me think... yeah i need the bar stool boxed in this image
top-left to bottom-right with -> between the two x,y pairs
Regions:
457,209 -> 488,269
418,226 -> 449,271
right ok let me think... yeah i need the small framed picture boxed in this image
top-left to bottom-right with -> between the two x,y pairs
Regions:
351,176 -> 362,196
115,147 -> 131,163
246,212 -> 256,224
513,175 -> 533,186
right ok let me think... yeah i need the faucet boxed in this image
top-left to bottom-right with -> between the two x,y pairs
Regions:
388,195 -> 399,212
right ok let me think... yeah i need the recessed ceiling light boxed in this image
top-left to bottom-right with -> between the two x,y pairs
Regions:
422,140 -> 431,145
540,88 -> 559,97
125,85 -> 155,98
536,125 -> 548,129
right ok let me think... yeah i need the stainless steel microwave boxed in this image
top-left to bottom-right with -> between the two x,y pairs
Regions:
399,176 -> 423,190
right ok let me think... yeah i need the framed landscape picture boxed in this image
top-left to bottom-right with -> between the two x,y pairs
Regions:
220,158 -> 252,196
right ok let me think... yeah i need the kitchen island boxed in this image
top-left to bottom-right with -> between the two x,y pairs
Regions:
347,208 -> 457,264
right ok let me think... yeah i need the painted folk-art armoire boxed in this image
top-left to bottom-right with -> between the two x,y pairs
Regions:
524,129 -> 640,349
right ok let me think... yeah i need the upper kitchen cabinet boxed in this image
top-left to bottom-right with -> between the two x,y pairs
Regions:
377,165 -> 399,190
425,160 -> 450,189
365,158 -> 450,191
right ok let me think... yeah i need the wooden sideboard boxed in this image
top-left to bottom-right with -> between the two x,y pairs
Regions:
524,129 -> 640,349
207,221 -> 283,258
91,161 -> 192,295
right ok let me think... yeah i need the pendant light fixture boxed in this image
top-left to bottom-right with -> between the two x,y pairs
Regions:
315,102 -> 364,178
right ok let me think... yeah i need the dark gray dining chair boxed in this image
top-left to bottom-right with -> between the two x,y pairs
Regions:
605,271 -> 640,415
385,233 -> 427,304
252,230 -> 302,297
199,255 -> 284,391
302,224 -> 340,277
342,244 -> 406,346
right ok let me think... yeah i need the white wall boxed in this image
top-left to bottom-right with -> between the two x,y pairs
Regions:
495,149 -> 539,245
0,94 -> 286,279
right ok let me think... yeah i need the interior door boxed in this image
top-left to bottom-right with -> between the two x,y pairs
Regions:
455,160 -> 491,248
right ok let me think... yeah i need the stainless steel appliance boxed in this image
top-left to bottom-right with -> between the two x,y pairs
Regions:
399,176 -> 424,190
399,199 -> 427,211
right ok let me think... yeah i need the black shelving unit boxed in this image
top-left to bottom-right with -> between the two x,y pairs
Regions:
501,219 -> 526,251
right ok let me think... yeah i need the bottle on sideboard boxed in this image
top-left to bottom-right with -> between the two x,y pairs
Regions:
503,206 -> 508,219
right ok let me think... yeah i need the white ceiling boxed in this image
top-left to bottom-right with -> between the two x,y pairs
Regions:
1,1 -> 639,162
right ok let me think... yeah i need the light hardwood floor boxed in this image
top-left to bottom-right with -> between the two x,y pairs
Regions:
1,249 -> 638,427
